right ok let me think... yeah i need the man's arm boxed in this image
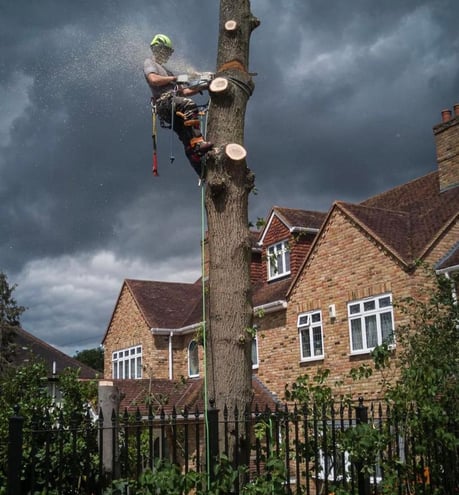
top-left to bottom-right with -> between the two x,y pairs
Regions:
179,86 -> 203,96
146,72 -> 177,88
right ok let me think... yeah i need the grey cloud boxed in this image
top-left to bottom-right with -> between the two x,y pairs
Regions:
1,0 -> 458,354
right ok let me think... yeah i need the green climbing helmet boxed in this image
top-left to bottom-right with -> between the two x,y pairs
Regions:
150,34 -> 173,50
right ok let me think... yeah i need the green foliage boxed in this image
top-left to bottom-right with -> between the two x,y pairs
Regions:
385,271 -> 459,490
0,272 -> 25,373
285,368 -> 344,409
104,453 -> 287,495
73,347 -> 104,372
0,360 -> 99,493
284,270 -> 459,493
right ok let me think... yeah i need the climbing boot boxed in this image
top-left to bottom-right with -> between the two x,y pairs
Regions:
190,137 -> 213,156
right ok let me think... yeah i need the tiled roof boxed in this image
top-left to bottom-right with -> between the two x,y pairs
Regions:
114,375 -> 280,416
339,172 -> 459,265
11,326 -> 98,379
125,279 -> 202,329
273,207 -> 327,231
252,278 -> 291,308
337,203 -> 412,263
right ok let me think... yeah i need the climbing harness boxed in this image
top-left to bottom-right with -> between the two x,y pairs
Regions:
149,92 -> 210,179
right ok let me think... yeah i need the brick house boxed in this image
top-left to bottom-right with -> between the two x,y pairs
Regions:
101,104 -> 459,405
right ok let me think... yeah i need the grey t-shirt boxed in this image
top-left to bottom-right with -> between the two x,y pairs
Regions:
143,57 -> 175,100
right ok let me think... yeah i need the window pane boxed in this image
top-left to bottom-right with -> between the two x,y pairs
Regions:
349,304 -> 360,315
136,357 -> 142,378
251,338 -> 258,366
124,360 -> 129,378
365,315 -> 378,348
363,300 -> 375,312
301,329 -> 311,358
311,312 -> 321,323
351,319 -> 363,350
268,247 -> 276,277
380,312 -> 393,343
189,341 -> 199,376
284,247 -> 290,273
130,358 -> 135,378
379,296 -> 391,308
312,327 -> 323,356
298,314 -> 309,326
277,251 -> 284,273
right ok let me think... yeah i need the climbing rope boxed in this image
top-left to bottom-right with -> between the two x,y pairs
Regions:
151,100 -> 159,176
198,99 -> 212,490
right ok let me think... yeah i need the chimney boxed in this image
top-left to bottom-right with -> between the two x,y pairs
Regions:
433,104 -> 459,192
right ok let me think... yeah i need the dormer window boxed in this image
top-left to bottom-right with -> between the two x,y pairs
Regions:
267,241 -> 290,280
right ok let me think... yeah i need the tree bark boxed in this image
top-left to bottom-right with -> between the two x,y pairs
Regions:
204,0 -> 259,465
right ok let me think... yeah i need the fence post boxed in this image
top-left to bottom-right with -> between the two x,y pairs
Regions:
98,380 -> 121,480
355,397 -> 370,495
206,400 -> 219,484
7,405 -> 23,495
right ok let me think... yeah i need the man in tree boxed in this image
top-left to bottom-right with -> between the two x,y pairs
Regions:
144,34 -> 213,177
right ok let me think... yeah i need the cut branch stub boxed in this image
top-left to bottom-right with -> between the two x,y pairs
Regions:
209,77 -> 229,94
225,20 -> 238,31
225,143 -> 247,162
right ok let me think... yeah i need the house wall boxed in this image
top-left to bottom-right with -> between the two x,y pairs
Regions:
256,209 -> 458,401
171,333 -> 204,380
252,309 -> 288,400
433,113 -> 459,192
250,251 -> 263,285
103,285 -> 169,380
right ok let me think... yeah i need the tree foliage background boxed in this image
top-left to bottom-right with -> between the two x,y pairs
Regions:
0,272 -> 25,373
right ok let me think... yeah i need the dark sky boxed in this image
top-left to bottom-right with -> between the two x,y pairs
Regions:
1,0 -> 458,356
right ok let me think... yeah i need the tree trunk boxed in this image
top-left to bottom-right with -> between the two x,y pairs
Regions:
204,0 -> 259,465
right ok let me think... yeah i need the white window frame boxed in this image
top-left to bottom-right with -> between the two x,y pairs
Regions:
318,420 -> 383,484
251,331 -> 259,369
112,345 -> 142,379
318,446 -> 382,484
298,310 -> 324,361
319,448 -> 351,482
348,294 -> 395,355
188,340 -> 199,378
267,240 -> 290,280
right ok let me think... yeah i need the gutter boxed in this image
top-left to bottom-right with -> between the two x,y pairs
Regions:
151,299 -> 288,337
290,226 -> 320,234
436,264 -> 459,275
253,300 -> 287,314
151,322 -> 201,336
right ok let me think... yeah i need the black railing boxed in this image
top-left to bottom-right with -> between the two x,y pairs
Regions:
3,399 -> 458,494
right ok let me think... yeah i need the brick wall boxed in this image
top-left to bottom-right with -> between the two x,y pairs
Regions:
433,113 -> 459,192
103,284 -> 169,380
255,209 -> 459,401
